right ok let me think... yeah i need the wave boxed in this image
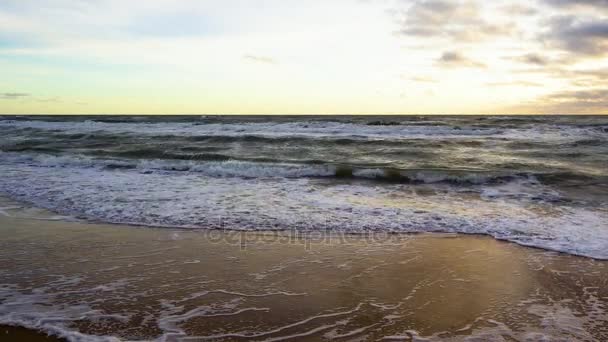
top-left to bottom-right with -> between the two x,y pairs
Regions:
0,133 -> 467,153
2,151 -> 603,188
0,119 -> 545,140
1,161 -> 607,260
1,119 -> 606,157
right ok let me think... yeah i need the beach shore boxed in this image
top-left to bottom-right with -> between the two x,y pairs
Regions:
0,197 -> 607,341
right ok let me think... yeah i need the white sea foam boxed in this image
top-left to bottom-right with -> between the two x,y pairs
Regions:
0,151 -> 338,178
0,286 -> 122,342
1,118 -> 607,261
0,161 -> 607,259
185,302 -> 365,340
383,300 -> 603,341
158,300 -> 271,342
1,119 -> 604,142
324,323 -> 378,339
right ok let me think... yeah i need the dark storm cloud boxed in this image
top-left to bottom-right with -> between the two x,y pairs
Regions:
543,16 -> 608,55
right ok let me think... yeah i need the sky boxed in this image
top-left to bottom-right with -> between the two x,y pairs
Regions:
0,0 -> 607,114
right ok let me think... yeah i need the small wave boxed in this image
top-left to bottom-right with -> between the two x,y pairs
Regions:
1,159 -> 608,259
0,286 -> 122,342
567,139 -> 606,147
3,151 -> 602,187
105,149 -> 234,162
0,119 -> 512,140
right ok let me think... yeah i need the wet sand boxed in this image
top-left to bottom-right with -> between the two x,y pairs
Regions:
0,197 -> 607,341
1,325 -> 66,341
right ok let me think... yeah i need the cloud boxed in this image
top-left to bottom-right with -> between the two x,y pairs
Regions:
37,96 -> 61,103
501,4 -> 538,16
486,81 -> 543,87
406,76 -> 438,83
544,88 -> 608,113
243,55 -> 278,65
573,68 -> 608,79
437,51 -> 486,68
1,92 -> 30,99
549,67 -> 608,81
543,16 -> 608,56
0,0 -> 604,114
547,88 -> 608,101
515,88 -> 608,114
518,53 -> 549,65
515,65 -> 608,88
543,0 -> 608,8
393,0 -> 515,42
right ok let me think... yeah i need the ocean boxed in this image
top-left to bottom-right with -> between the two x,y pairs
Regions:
1,115 -> 607,259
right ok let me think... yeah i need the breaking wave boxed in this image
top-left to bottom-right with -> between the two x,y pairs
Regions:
0,116 -> 607,260
1,151 -> 602,187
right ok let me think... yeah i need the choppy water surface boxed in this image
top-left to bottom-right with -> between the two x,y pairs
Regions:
0,115 -> 607,258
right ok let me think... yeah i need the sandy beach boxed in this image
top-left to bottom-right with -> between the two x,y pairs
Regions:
0,197 -> 607,341
2,0 -> 608,336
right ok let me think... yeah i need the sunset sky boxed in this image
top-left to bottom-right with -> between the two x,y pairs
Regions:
0,0 -> 607,114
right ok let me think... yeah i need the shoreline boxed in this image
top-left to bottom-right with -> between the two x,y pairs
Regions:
1,193 -> 605,262
0,325 -> 66,342
1,197 -> 607,341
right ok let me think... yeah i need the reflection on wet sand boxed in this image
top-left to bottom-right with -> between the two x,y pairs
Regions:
0,201 -> 606,341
